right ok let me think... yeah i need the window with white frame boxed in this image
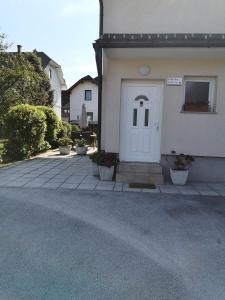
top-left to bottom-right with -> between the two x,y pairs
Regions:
85,90 -> 92,101
183,77 -> 216,113
87,112 -> 93,121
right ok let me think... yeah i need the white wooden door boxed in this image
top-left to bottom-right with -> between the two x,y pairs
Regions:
120,82 -> 163,162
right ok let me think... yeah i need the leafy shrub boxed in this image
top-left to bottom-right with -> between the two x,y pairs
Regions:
3,104 -> 48,161
0,117 -> 6,139
58,122 -> 72,139
37,106 -> 61,147
58,136 -> 72,147
0,142 -> 5,162
170,151 -> 195,170
75,138 -> 87,147
71,124 -> 80,133
89,151 -> 101,164
96,152 -> 119,168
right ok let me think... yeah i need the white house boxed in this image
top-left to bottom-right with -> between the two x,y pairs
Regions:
94,0 -> 225,183
68,75 -> 98,124
11,46 -> 67,119
36,51 -> 67,118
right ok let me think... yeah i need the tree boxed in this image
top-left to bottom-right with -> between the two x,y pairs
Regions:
0,34 -> 53,117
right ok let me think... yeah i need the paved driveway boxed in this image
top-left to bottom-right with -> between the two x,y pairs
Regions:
0,187 -> 225,299
0,154 -> 225,195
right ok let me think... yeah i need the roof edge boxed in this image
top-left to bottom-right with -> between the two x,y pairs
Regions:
66,75 -> 99,93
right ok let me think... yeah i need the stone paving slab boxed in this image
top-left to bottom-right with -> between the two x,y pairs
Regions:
1,154 -> 225,196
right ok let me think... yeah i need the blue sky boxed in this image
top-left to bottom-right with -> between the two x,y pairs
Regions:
0,0 -> 99,87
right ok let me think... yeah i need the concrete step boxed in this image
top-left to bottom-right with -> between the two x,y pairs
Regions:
117,162 -> 162,174
116,172 -> 164,185
116,162 -> 164,185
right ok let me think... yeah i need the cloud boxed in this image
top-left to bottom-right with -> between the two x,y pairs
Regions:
62,1 -> 98,17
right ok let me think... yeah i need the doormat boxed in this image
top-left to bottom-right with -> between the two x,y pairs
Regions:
129,183 -> 156,189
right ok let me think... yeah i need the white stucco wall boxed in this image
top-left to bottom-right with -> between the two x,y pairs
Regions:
44,65 -> 62,118
102,52 -> 225,158
70,82 -> 98,123
103,0 -> 225,34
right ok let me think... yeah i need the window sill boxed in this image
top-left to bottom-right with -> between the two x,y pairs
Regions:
180,111 -> 218,115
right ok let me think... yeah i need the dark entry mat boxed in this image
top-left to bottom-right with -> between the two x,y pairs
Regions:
129,183 -> 156,189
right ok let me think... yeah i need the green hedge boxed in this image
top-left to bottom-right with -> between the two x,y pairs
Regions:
37,106 -> 61,147
4,104 -> 48,161
58,122 -> 72,139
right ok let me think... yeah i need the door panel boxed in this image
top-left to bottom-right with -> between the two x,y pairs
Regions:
120,82 -> 163,162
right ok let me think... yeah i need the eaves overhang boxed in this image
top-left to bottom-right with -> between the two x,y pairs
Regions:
93,33 -> 225,49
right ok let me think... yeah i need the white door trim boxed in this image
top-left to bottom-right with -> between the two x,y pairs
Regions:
119,80 -> 164,163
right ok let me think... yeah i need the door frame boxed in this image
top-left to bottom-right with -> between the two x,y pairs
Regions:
119,80 -> 164,163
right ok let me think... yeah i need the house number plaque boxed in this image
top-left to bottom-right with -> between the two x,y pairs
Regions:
167,77 -> 183,86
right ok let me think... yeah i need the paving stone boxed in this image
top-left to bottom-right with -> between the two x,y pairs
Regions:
199,190 -> 220,196
159,186 -> 179,194
82,176 -> 100,184
66,176 -> 85,184
77,183 -> 98,190
7,181 -> 28,187
113,183 -> 124,192
178,189 -> 199,196
24,181 -> 47,188
208,183 -> 225,190
47,178 -> 67,184
96,183 -> 115,191
142,188 -> 160,193
42,182 -> 62,189
59,183 -> 79,189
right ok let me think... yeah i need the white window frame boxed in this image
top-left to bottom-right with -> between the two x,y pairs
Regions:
183,77 -> 216,113
85,90 -> 92,101
87,112 -> 93,122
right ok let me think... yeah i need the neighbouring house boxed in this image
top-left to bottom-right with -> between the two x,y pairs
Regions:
67,75 -> 98,124
12,46 -> 67,118
93,0 -> 225,183
61,90 -> 70,122
35,50 -> 67,118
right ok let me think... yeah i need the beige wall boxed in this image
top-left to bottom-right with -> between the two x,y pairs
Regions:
103,0 -> 225,34
102,53 -> 225,158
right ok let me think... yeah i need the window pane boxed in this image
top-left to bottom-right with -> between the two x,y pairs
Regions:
85,90 -> 92,101
87,112 -> 93,121
144,109 -> 149,127
133,109 -> 137,126
184,81 -> 210,112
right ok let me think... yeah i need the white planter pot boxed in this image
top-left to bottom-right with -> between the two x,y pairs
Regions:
59,145 -> 71,155
99,166 -> 115,181
92,162 -> 100,176
170,168 -> 189,185
76,147 -> 87,155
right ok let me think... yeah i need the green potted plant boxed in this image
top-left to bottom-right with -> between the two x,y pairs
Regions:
58,136 -> 72,155
76,138 -> 88,155
97,152 -> 118,181
170,151 -> 195,185
89,152 -> 100,176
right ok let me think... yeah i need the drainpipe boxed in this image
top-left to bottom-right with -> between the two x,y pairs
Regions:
94,45 -> 103,151
95,0 -> 103,151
